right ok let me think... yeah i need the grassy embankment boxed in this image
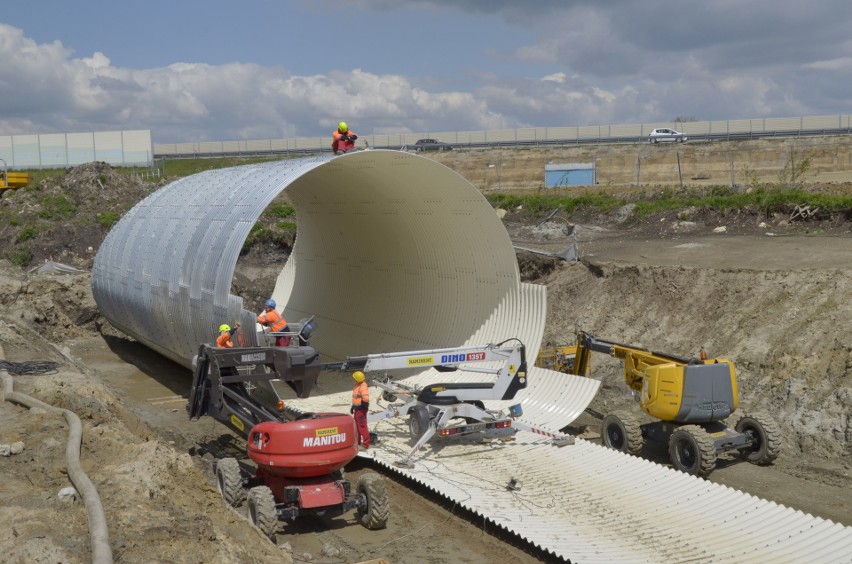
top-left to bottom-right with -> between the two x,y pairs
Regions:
4,156 -> 851,268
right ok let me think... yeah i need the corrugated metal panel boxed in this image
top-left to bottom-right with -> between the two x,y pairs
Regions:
288,385 -> 852,563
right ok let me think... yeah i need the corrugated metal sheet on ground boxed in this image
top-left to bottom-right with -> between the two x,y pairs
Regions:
287,376 -> 852,563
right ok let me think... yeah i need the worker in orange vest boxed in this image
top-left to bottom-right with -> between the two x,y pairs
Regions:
332,121 -> 358,155
216,322 -> 240,348
257,299 -> 290,346
350,371 -> 370,450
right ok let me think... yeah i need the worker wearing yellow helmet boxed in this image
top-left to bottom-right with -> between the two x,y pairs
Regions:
350,370 -> 371,449
216,322 -> 240,348
332,121 -> 358,155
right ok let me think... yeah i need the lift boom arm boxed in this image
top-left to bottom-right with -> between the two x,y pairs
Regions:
324,339 -> 528,402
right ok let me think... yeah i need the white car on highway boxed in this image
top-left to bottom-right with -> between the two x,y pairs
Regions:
649,128 -> 688,143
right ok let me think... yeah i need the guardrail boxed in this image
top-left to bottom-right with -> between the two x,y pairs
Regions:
153,114 -> 852,158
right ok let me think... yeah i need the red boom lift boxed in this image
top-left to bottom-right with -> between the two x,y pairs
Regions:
187,320 -> 388,538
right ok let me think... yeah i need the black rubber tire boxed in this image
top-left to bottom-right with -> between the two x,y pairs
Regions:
735,411 -> 781,465
356,473 -> 389,530
668,425 -> 717,477
216,458 -> 245,506
600,412 -> 644,456
408,405 -> 431,440
247,486 -> 278,539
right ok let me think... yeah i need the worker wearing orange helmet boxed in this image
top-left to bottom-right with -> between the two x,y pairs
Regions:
350,371 -> 370,449
216,322 -> 240,348
332,121 -> 358,155
257,299 -> 290,346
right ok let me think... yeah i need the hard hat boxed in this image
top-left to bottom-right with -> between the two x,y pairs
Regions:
264,299 -> 276,308
338,121 -> 348,133
352,370 -> 365,383
219,324 -> 230,333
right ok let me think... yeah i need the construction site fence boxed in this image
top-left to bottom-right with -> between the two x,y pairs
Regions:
0,130 -> 153,169
459,136 -> 852,192
153,114 -> 852,158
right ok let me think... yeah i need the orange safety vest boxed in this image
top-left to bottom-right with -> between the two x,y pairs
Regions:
332,129 -> 357,152
352,382 -> 370,407
216,332 -> 233,348
258,308 -> 288,333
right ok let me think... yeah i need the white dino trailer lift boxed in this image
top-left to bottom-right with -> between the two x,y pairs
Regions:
325,339 -> 574,467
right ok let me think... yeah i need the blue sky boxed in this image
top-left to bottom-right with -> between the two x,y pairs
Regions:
2,0 -> 850,143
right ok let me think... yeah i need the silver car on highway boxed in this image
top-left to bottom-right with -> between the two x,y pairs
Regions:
649,128 -> 688,143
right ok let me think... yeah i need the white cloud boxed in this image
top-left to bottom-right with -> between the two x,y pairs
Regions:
2,0 -> 851,146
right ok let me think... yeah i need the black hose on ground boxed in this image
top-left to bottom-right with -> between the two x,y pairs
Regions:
0,359 -> 59,375
0,344 -> 113,564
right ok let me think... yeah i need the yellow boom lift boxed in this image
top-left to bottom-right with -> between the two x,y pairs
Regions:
537,331 -> 780,476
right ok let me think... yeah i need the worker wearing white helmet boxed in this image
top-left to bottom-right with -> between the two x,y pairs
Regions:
350,370 -> 370,449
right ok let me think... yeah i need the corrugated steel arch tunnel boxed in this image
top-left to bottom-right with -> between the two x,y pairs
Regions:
93,150 -> 538,368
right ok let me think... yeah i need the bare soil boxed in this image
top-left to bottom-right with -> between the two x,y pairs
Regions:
1,147 -> 851,562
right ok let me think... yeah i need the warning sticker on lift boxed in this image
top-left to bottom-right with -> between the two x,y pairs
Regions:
315,426 -> 339,437
407,356 -> 434,366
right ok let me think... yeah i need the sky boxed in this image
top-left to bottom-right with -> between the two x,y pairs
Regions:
1,0 -> 850,144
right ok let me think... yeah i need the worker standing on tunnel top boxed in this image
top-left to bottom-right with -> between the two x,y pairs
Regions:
332,121 -> 358,155
257,299 -> 290,346
350,371 -> 371,450
216,323 -> 240,348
